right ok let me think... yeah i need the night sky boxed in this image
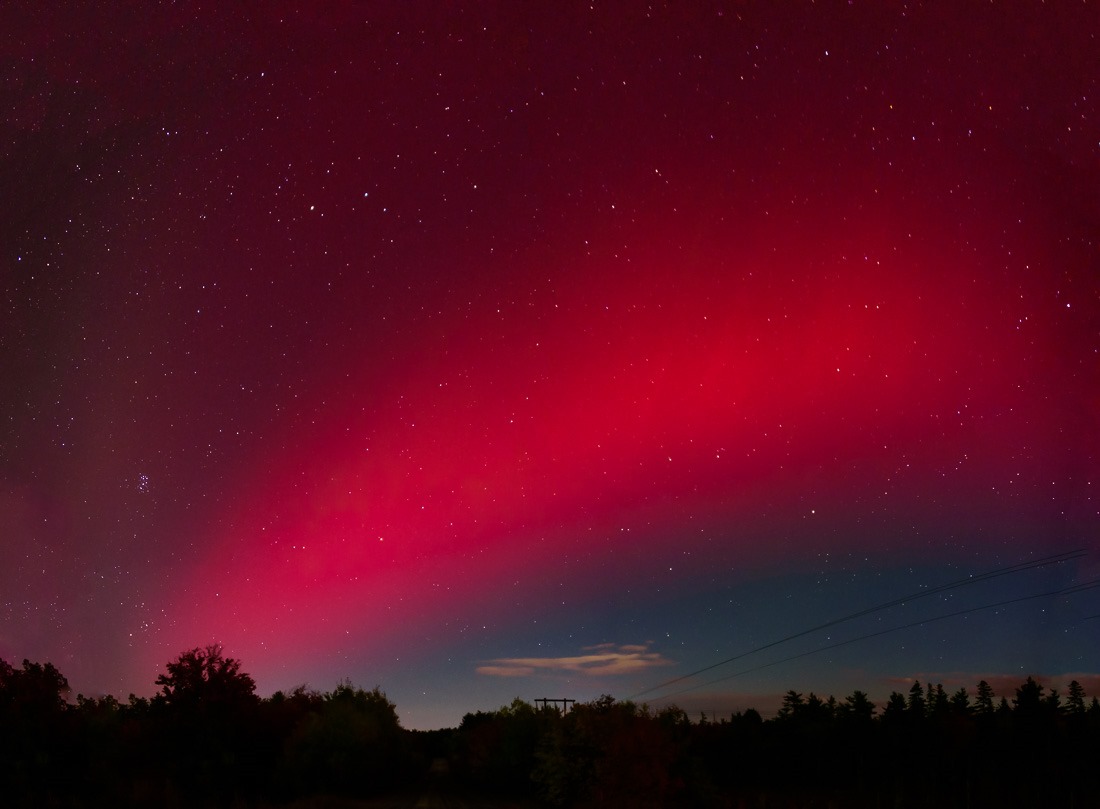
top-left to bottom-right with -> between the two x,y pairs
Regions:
3,2 -> 1098,730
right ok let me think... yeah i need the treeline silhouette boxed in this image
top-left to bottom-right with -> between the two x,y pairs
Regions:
2,646 -> 1099,808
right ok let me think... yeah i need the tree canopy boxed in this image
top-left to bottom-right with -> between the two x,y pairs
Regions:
1,649 -> 1098,808
154,643 -> 257,711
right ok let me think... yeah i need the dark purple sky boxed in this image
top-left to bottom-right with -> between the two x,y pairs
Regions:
2,2 -> 1098,729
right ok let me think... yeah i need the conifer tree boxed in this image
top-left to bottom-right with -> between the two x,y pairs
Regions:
1066,680 -> 1086,715
907,680 -> 926,715
975,680 -> 995,715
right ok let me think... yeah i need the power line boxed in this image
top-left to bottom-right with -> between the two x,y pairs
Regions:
647,576 -> 1100,703
629,548 -> 1086,700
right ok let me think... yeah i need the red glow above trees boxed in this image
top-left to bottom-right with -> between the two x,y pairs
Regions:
162,190 -> 1082,681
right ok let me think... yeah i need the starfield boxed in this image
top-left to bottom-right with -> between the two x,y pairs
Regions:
2,0 -> 1096,756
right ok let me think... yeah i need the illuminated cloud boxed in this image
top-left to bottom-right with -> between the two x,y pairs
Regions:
477,643 -> 674,678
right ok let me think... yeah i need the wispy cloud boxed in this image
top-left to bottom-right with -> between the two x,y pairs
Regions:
477,643 -> 674,678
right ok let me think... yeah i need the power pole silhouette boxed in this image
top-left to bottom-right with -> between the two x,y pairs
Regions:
535,697 -> 575,714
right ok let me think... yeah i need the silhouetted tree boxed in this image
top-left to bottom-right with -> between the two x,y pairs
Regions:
0,657 -> 70,715
835,690 -> 876,797
1066,680 -> 1086,715
71,694 -> 129,803
1012,676 -> 1045,717
154,643 -> 257,712
907,680 -> 926,716
839,689 -> 875,723
533,696 -> 691,808
0,658 -> 72,804
949,687 -> 970,714
975,679 -> 995,715
1044,687 -> 1062,713
457,698 -> 546,795
803,691 -> 827,720
927,682 -> 948,717
282,681 -> 408,797
881,691 -> 908,723
151,645 -> 262,804
777,689 -> 803,719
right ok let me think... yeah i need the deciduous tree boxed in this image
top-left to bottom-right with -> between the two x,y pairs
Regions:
154,643 -> 257,712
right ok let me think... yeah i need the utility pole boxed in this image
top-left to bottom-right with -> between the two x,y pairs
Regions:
535,697 -> 575,714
